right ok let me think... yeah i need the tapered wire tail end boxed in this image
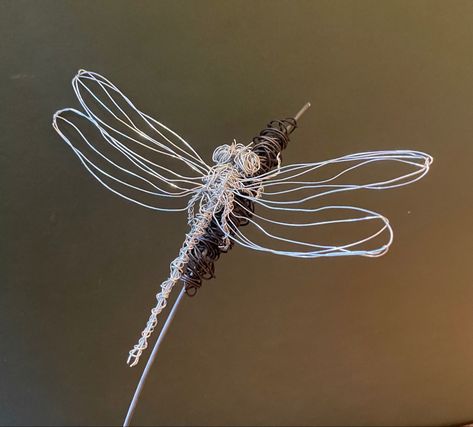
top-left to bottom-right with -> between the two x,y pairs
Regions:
127,353 -> 139,368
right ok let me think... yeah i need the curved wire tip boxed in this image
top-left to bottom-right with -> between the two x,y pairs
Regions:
127,354 -> 139,367
295,102 -> 311,122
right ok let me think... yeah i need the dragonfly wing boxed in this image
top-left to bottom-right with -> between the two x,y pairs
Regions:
53,70 -> 210,211
228,150 -> 432,257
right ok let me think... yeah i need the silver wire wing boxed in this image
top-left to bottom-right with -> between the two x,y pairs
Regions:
52,70 -> 211,211
228,150 -> 433,257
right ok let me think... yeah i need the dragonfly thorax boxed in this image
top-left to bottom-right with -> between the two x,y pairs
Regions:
194,142 -> 259,205
191,142 -> 262,233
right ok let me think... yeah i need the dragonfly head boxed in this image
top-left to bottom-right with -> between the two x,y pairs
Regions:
212,141 -> 261,176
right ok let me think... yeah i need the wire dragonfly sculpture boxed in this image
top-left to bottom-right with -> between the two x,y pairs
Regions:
53,70 -> 432,425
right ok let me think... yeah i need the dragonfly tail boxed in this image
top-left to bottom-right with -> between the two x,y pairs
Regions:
126,211 -> 212,367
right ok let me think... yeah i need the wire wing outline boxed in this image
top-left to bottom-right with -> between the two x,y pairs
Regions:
227,150 -> 433,258
52,70 -> 211,212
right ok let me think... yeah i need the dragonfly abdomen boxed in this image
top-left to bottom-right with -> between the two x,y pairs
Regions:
127,210 -> 213,366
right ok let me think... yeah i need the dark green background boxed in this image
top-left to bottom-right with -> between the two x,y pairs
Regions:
2,1 -> 473,425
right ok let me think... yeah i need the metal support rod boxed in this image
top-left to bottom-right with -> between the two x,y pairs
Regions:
123,286 -> 186,427
295,102 -> 311,122
287,102 -> 311,133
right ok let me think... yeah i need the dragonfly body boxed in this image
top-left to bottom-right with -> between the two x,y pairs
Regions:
128,142 -> 265,365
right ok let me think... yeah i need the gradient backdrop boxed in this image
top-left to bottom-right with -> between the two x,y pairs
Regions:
1,1 -> 473,425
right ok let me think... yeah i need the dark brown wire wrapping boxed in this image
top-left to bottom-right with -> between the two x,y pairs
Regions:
181,117 -> 297,296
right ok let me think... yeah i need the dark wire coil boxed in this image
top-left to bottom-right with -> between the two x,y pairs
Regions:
181,117 -> 296,296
